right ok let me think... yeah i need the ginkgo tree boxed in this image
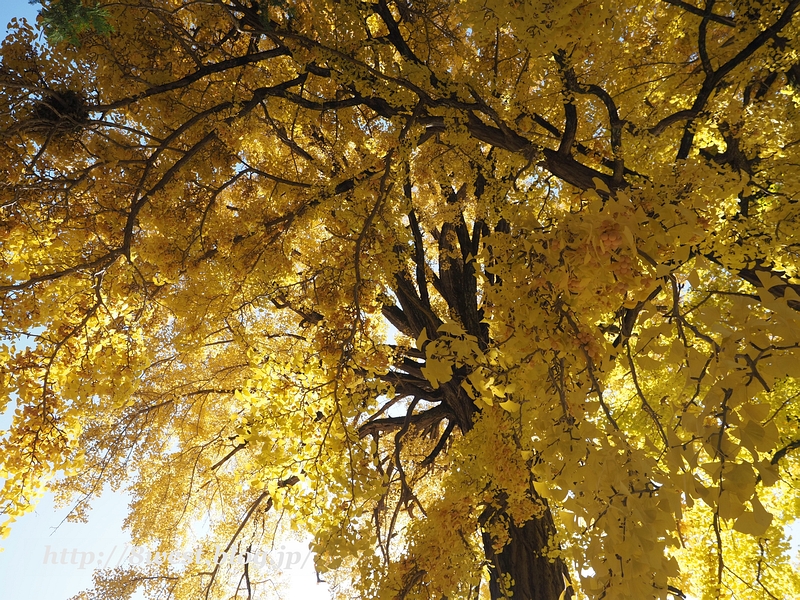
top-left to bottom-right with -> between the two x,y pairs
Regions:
2,0 -> 800,598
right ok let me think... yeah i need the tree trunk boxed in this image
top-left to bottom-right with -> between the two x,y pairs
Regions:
482,506 -> 572,600
386,206 -> 572,599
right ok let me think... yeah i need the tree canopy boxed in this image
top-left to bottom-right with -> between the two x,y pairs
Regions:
2,0 -> 800,598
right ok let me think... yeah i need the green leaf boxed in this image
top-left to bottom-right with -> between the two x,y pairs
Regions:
36,0 -> 114,46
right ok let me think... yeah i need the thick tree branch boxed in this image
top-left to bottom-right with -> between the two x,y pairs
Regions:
358,404 -> 450,438
372,0 -> 422,64
408,208 -> 430,307
677,0 -> 800,159
771,439 -> 800,464
660,0 -> 735,26
98,47 -> 292,111
420,419 -> 456,466
558,101 -> 578,157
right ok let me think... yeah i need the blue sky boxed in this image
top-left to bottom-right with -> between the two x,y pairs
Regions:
1,0 -> 38,35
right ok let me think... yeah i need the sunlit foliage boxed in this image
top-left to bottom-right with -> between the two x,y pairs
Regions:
2,1 -> 800,598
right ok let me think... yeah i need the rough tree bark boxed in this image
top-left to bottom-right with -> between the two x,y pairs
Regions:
482,508 -> 572,600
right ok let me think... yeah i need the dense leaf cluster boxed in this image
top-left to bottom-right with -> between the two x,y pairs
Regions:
1,1 -> 800,599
